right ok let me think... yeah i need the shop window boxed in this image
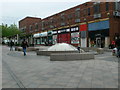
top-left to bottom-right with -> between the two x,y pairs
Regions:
71,32 -> 79,44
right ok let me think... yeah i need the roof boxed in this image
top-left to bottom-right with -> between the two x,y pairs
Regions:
19,16 -> 41,22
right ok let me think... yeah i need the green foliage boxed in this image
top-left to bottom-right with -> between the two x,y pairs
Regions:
1,24 -> 21,38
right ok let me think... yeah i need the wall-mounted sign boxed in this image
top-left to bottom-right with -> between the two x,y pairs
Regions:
52,31 -> 57,34
80,24 -> 87,31
58,28 -> 70,33
71,27 -> 79,32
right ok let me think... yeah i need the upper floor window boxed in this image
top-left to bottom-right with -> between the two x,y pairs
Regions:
75,8 -> 80,18
29,25 -> 32,30
35,23 -> 38,29
68,13 -> 73,20
94,3 -> 100,14
83,9 -> 87,16
88,8 -> 90,15
114,2 -> 120,11
60,13 -> 65,22
106,2 -> 109,11
41,21 -> 45,28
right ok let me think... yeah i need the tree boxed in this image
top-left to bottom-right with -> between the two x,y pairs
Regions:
1,24 -> 21,38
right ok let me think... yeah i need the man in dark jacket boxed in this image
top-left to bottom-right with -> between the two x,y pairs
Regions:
21,39 -> 28,56
115,38 -> 120,57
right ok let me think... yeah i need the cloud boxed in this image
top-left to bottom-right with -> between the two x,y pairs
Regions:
0,0 -> 92,25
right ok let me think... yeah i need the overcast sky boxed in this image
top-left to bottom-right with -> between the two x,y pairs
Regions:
0,0 -> 91,26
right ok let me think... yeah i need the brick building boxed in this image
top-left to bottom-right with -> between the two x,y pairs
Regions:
19,17 -> 41,44
19,1 -> 120,47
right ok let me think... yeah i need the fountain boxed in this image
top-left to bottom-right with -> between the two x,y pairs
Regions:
36,43 -> 94,61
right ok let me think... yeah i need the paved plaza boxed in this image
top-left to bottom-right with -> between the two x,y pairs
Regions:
2,45 -> 119,88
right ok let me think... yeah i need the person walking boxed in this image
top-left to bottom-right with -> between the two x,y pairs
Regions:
77,44 -> 81,53
21,39 -> 28,56
9,40 -> 14,51
115,38 -> 120,57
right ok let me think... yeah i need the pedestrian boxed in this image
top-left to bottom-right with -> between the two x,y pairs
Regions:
77,44 -> 80,53
21,39 -> 28,56
115,38 -> 120,57
9,40 -> 14,51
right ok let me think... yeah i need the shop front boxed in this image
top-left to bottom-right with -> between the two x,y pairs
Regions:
80,24 -> 87,47
70,26 -> 79,46
33,33 -> 41,45
52,30 -> 57,45
58,28 -> 70,44
47,31 -> 53,45
88,20 -> 110,48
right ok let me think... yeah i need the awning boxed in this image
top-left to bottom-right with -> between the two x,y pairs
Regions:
33,33 -> 41,38
33,32 -> 48,38
41,32 -> 47,37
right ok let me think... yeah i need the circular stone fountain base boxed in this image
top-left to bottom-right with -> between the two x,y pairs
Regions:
37,43 -> 80,56
37,50 -> 78,56
36,43 -> 94,61
50,53 -> 94,61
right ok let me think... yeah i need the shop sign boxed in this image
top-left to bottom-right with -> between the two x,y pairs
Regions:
52,31 -> 57,34
80,24 -> 87,31
71,27 -> 79,32
58,28 -> 70,33
88,20 -> 109,31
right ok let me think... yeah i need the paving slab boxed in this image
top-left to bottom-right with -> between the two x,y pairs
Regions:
2,46 -> 118,88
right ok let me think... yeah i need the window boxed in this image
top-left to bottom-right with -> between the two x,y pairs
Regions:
35,23 -> 38,29
60,13 -> 65,26
88,8 -> 90,15
83,9 -> 87,16
114,2 -> 120,11
75,8 -> 80,18
41,21 -> 44,28
61,16 -> 65,21
106,2 -> 109,11
75,19 -> 80,23
61,22 -> 65,26
68,13 -> 73,20
29,25 -> 32,30
94,4 -> 100,14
